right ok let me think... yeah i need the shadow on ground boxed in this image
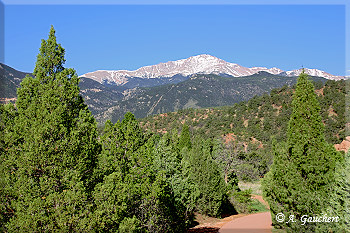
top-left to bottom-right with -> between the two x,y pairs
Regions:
187,227 -> 220,233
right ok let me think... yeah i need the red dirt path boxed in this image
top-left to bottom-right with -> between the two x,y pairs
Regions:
219,195 -> 272,232
188,195 -> 272,233
219,212 -> 272,233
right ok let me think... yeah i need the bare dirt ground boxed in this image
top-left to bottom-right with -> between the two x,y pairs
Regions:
219,212 -> 272,233
188,213 -> 248,233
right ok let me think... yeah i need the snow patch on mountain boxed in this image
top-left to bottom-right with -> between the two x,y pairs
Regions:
81,54 -> 344,85
282,68 -> 343,80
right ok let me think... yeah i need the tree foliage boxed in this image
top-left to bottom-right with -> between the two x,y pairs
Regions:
1,26 -> 101,232
0,26 -> 189,232
92,113 -> 187,232
0,103 -> 18,231
178,123 -> 192,151
140,79 -> 346,182
183,137 -> 228,216
0,26 -> 237,231
262,72 -> 345,232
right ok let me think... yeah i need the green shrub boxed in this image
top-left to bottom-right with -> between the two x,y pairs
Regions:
230,189 -> 253,214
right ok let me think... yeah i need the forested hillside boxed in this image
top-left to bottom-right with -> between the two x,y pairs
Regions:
140,80 -> 346,143
139,79 -> 347,181
1,63 -> 327,124
101,73 -> 327,122
0,63 -> 33,102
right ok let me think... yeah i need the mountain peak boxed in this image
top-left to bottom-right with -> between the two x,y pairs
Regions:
187,54 -> 230,64
81,55 -> 344,86
190,54 -> 220,59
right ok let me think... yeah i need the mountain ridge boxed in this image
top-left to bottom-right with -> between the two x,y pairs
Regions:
95,72 -> 327,123
0,63 -> 341,124
81,54 -> 344,87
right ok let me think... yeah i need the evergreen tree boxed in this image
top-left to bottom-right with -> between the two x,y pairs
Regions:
0,103 -> 18,230
178,123 -> 192,151
93,113 -> 186,232
95,113 -> 146,182
3,26 -> 100,231
153,131 -> 194,226
154,132 -> 182,188
263,72 -> 344,232
212,138 -> 240,190
322,150 -> 350,231
186,137 -> 226,217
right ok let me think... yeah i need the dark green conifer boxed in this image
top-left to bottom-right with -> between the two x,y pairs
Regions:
178,123 -> 192,151
93,113 -> 186,232
263,72 -> 344,232
3,26 -> 100,231
186,137 -> 226,217
0,103 -> 18,230
153,131 -> 194,226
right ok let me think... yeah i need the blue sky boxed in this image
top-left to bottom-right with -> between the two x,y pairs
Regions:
2,3 -> 346,76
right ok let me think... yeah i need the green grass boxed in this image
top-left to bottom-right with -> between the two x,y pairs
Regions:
238,180 -> 262,195
271,228 -> 287,233
249,199 -> 269,213
237,180 -> 269,213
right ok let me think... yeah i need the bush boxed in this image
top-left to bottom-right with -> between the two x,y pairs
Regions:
118,216 -> 141,233
229,189 -> 253,214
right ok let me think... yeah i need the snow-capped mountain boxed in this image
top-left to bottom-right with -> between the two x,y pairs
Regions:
81,54 -> 344,86
281,68 -> 343,80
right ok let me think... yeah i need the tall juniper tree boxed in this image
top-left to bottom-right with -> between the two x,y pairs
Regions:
0,103 -> 18,231
184,137 -> 226,217
93,113 -> 187,232
2,26 -> 100,231
262,72 -> 344,232
178,123 -> 192,151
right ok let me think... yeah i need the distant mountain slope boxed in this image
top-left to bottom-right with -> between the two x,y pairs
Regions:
78,77 -> 124,115
0,63 -> 337,125
81,54 -> 344,88
139,79 -> 347,145
0,64 -> 124,114
0,63 -> 32,102
97,72 -> 327,123
0,64 -> 124,115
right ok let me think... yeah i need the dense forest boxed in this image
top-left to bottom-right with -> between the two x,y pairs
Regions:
1,27 -> 348,232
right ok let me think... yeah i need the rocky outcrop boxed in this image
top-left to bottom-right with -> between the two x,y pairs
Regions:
334,136 -> 350,152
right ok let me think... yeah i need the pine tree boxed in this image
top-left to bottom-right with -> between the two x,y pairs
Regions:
263,72 -> 344,231
3,26 -> 100,231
